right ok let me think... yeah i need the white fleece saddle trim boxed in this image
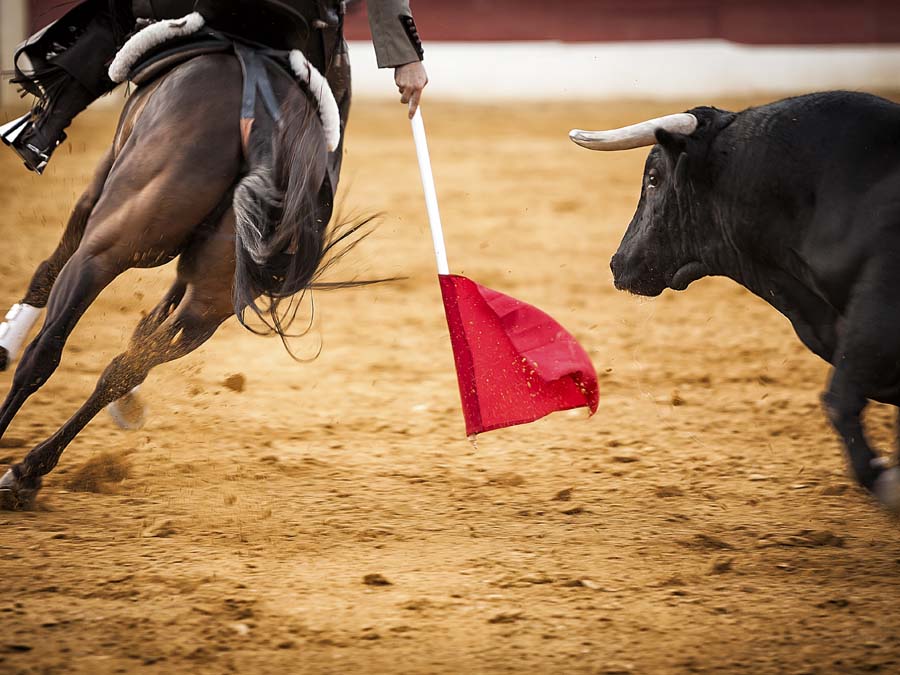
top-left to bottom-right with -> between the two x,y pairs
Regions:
289,50 -> 341,152
109,12 -> 206,83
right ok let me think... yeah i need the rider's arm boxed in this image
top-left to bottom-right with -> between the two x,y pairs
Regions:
367,0 -> 428,117
367,0 -> 422,68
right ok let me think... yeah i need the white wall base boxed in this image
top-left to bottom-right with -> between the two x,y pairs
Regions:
348,39 -> 900,101
6,38 -> 898,111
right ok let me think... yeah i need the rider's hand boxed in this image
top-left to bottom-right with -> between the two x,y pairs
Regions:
394,62 -> 428,118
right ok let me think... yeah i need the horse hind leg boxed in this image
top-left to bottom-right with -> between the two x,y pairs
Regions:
0,211 -> 237,509
106,281 -> 187,430
1,294 -> 231,508
0,149 -> 113,372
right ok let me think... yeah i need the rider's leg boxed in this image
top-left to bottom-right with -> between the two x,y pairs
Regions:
2,5 -> 131,173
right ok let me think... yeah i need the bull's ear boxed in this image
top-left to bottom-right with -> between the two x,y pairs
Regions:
655,128 -> 688,156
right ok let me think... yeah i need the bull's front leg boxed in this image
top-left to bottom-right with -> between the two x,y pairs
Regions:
822,368 -> 899,513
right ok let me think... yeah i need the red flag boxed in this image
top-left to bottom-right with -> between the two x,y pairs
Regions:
439,274 -> 599,436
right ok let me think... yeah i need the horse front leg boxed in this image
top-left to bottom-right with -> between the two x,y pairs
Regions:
0,149 -> 113,371
0,246 -> 126,444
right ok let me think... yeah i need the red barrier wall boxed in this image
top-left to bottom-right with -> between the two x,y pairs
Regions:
28,0 -> 900,44
345,0 -> 900,45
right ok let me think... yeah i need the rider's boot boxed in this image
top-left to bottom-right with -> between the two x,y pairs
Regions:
1,79 -> 95,175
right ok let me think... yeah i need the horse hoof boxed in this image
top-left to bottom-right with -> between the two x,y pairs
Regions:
107,388 -> 146,430
873,467 -> 900,515
0,469 -> 41,511
0,346 -> 8,372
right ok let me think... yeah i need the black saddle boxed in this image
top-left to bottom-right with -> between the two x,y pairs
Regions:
194,0 -> 335,52
129,1 -> 338,80
128,34 -> 232,86
134,1 -> 336,51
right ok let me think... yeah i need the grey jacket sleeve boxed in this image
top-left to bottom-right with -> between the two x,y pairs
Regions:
367,0 -> 424,68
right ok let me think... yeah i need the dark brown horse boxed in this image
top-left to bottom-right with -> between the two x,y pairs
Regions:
0,51 -> 360,509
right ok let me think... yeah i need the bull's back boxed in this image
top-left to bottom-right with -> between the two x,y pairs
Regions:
774,93 -> 900,310
760,92 -> 900,183
725,92 -> 900,313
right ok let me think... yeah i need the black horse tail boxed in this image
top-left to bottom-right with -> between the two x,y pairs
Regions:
231,75 -> 374,350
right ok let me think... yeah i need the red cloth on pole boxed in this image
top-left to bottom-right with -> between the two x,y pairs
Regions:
439,274 -> 599,436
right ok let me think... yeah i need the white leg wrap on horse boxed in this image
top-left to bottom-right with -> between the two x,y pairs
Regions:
289,50 -> 342,152
0,304 -> 42,362
108,12 -> 206,84
106,385 -> 147,431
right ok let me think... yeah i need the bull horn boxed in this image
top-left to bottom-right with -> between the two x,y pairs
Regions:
569,113 -> 698,151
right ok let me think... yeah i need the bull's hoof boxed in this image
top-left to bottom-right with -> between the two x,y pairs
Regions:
107,388 -> 146,430
0,346 -> 8,372
873,466 -> 900,515
0,468 -> 41,511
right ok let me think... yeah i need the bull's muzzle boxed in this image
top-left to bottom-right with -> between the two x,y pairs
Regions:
609,252 -> 665,296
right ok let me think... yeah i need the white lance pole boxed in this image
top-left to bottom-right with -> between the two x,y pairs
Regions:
410,108 -> 450,276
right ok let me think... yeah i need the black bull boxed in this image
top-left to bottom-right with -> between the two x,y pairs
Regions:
574,91 -> 900,513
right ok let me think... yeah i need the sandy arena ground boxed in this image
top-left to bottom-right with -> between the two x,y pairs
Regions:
1,92 -> 900,674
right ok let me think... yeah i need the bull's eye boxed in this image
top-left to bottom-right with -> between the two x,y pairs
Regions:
647,169 -> 659,188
